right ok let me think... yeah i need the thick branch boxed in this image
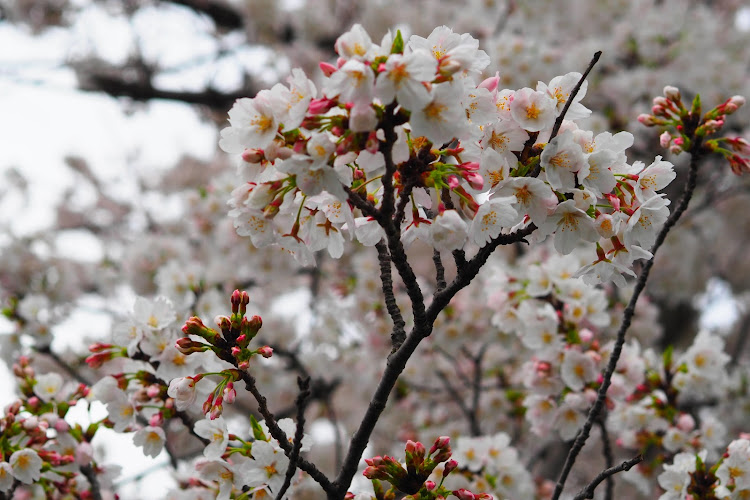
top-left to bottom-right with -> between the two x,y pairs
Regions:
165,0 -> 244,30
376,241 -> 407,353
79,72 -> 253,111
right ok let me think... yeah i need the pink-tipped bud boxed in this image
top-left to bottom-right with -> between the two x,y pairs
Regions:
242,148 -> 263,163
223,382 -> 237,404
659,131 -> 672,148
149,413 -> 164,427
479,72 -> 500,93
725,137 -> 750,155
89,342 -> 114,353
726,95 -> 746,114
430,436 -> 451,455
663,85 -> 681,102
463,172 -> 484,190
85,351 -> 114,369
238,360 -> 250,371
202,393 -> 214,414
447,175 -> 460,189
175,337 -> 208,355
676,413 -> 696,432
424,481 -> 436,491
231,289 -> 242,313
443,459 -> 458,477
257,346 -> 273,358
319,62 -> 337,77
146,384 -> 161,398
637,114 -> 658,126
309,97 -> 335,115
453,489 -> 477,500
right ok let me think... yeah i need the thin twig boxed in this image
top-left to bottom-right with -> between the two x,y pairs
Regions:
598,419 -> 615,500
551,140 -> 704,500
276,377 -> 311,500
237,369 -> 335,494
573,455 -> 643,500
468,345 -> 488,437
435,369 -> 480,436
549,51 -> 602,142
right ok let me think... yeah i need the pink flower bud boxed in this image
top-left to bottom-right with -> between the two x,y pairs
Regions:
309,97 -> 335,115
676,413 -> 696,432
663,86 -> 681,102
424,480 -> 436,491
453,489 -> 477,500
659,131 -> 672,148
725,137 -> 750,155
638,114 -> 661,126
463,172 -> 484,190
479,72 -> 500,92
257,346 -> 273,358
149,413 -> 164,427
443,459 -> 458,476
430,436 -> 451,455
319,62 -> 337,77
241,148 -> 263,163
223,382 -> 237,404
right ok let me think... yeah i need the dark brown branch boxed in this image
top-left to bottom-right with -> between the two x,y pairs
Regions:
238,369 -> 335,494
276,377 -> 311,500
165,0 -> 244,30
548,51 -> 602,142
551,139 -> 704,500
376,241 -> 407,353
573,455 -> 643,500
598,418 -> 615,500
80,73 -> 253,111
433,249 -> 447,293
468,345 -> 488,437
80,465 -> 103,500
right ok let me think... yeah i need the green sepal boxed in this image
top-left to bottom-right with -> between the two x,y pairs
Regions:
249,415 -> 267,441
391,30 -> 404,54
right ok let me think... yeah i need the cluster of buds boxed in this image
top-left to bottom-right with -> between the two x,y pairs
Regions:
640,86 -> 749,174
361,437 -> 491,499
85,342 -> 124,369
178,289 -> 271,371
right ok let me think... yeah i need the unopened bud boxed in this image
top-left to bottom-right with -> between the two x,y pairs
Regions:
663,85 -> 681,102
241,148 -> 263,163
319,62 -> 337,77
257,346 -> 273,358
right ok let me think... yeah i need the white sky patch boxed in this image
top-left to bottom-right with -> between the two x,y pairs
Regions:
736,7 -> 750,31
0,81 -> 216,235
698,278 -> 739,332
69,4 -> 134,65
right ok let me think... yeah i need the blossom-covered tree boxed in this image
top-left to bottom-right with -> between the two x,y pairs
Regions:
1,2 -> 750,500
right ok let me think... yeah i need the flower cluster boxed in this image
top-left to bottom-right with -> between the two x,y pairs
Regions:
219,24 -> 679,287
656,438 -> 750,499
359,436 -> 493,500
